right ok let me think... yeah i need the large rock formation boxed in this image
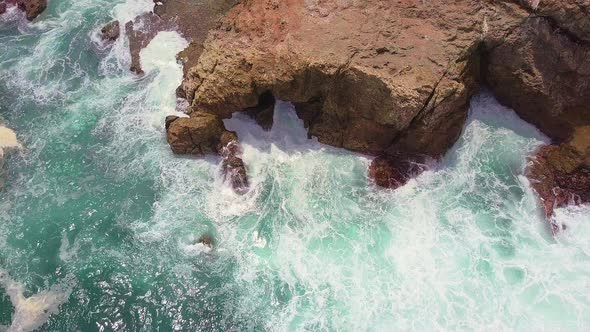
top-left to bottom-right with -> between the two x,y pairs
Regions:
179,0 -> 492,157
483,1 -> 590,224
156,0 -> 589,225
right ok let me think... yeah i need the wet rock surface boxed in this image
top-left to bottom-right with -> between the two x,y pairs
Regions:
369,153 -> 429,190
527,127 -> 590,228
0,2 -> 6,15
101,20 -> 120,41
153,0 -> 589,225
16,0 -> 46,21
165,114 -> 248,193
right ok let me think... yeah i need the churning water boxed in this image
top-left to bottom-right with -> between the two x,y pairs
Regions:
1,0 -> 589,331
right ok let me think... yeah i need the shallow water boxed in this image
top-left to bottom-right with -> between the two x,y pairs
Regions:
1,1 -> 589,331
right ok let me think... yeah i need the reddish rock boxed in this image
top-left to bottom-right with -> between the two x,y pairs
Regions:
16,0 -> 46,21
165,113 -> 229,155
101,20 -> 120,42
0,2 -> 7,15
369,153 -> 428,190
125,13 -> 172,74
527,127 -> 590,232
166,114 -> 249,194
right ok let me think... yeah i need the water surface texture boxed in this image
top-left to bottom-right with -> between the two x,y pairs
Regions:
1,1 -> 590,331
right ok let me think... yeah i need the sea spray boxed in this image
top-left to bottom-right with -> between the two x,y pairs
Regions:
0,0 -> 590,330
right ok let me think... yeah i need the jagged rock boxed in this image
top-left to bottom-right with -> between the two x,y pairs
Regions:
180,1 -> 492,157
220,140 -> 248,194
485,17 -> 590,144
527,127 -> 590,230
369,153 -> 428,189
16,0 -> 46,21
483,2 -> 590,227
165,114 -> 249,193
101,21 -> 120,41
162,0 -> 589,226
165,113 -> 232,155
125,13 -> 171,74
243,91 -> 275,131
197,234 -> 214,248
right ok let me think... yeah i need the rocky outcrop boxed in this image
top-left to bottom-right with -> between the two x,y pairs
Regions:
369,153 -> 429,189
166,114 -> 248,193
527,127 -> 590,232
0,0 -> 47,20
17,0 -> 46,21
482,1 -> 590,223
156,0 -> 589,225
125,13 -> 172,74
101,21 -> 120,41
180,1 -> 492,157
124,0 -> 237,75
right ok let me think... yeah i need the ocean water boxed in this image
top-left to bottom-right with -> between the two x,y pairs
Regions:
1,1 -> 590,331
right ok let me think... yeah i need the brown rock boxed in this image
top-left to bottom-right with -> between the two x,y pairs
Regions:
527,129 -> 590,232
101,21 -> 120,41
165,113 -> 229,155
484,16 -> 590,144
16,0 -> 46,21
181,0 -> 493,157
125,13 -> 172,74
369,153 -> 428,189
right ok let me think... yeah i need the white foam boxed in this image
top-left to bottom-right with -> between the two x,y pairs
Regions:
0,270 -> 72,332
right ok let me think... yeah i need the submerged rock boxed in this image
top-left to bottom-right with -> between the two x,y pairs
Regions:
101,20 -> 120,41
369,153 -> 428,190
16,0 -> 46,21
197,234 -> 214,249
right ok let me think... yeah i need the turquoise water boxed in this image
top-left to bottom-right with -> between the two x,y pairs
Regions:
1,0 -> 590,331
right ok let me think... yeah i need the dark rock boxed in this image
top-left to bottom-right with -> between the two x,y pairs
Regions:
101,20 -> 120,41
197,234 -> 214,248
0,2 -> 6,15
16,0 -> 46,21
220,140 -> 249,194
243,91 -> 275,131
369,153 -> 428,189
